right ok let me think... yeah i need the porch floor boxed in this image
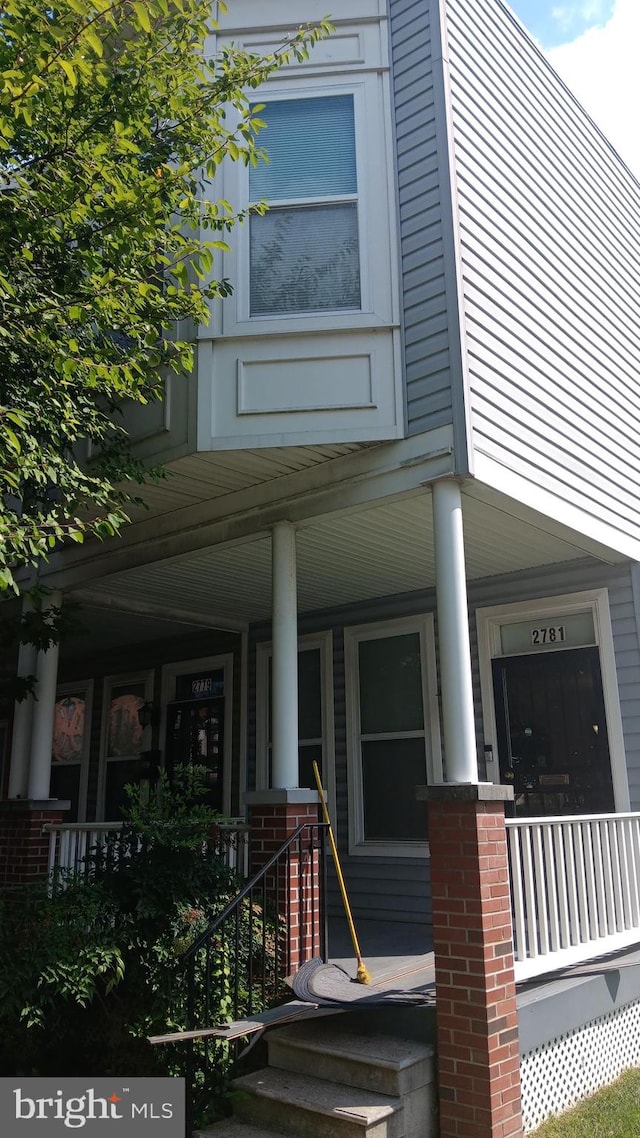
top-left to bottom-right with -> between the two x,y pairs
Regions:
327,917 -> 433,979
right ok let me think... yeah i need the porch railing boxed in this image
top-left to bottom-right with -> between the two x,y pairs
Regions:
506,812 -> 640,981
177,820 -> 328,1131
43,819 -> 251,882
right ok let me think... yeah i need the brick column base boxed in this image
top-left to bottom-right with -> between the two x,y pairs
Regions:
0,799 -> 71,895
420,783 -> 523,1138
245,790 -> 321,977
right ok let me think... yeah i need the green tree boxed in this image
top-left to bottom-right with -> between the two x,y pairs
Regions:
0,0 -> 330,593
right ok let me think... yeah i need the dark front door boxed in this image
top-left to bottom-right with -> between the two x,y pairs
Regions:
492,647 -> 614,816
165,697 -> 224,812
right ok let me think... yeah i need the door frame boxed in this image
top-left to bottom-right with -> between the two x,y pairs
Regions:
476,589 -> 630,811
159,654 -> 234,817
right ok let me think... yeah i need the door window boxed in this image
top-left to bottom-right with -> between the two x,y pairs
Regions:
51,683 -> 92,821
100,673 -> 152,820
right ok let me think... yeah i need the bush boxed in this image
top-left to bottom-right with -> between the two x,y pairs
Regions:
0,767 -> 274,1101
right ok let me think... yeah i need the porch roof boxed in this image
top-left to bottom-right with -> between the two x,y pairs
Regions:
68,483 -> 626,628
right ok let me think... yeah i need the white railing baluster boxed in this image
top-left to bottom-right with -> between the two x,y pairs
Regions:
521,824 -> 538,958
592,820 -> 607,937
629,819 -> 640,926
508,825 -> 527,962
609,819 -> 625,932
573,823 -> 590,944
581,821 -> 599,941
564,822 -> 580,946
543,824 -> 561,952
601,822 -> 616,935
532,824 -> 550,956
553,823 -> 571,950
614,823 -> 628,928
43,818 -> 252,893
506,811 -> 640,982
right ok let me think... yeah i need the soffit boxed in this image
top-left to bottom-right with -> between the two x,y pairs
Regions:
74,492 -> 590,625
127,444 -> 366,520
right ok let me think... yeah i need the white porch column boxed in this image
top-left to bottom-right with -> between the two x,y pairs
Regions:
27,591 -> 62,801
8,596 -> 37,799
271,522 -> 299,788
432,479 -> 478,783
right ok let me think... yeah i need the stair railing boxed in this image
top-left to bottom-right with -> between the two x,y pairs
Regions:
176,820 -> 328,1130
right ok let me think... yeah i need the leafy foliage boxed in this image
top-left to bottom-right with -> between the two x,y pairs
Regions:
0,0 -> 331,593
0,768 -> 277,1116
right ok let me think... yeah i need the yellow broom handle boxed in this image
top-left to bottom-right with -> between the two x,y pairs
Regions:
313,760 -> 364,967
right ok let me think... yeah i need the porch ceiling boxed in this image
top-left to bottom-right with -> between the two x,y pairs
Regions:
70,490 -> 598,626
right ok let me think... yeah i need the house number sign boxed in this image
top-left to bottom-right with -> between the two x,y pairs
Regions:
500,611 -> 595,655
530,626 -> 566,645
192,678 -> 213,696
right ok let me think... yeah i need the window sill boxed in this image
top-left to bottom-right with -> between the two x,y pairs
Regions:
348,840 -> 431,860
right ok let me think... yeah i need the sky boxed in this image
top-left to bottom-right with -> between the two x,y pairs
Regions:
508,0 -> 640,176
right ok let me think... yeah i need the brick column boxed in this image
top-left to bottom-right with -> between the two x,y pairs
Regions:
245,790 -> 322,977
421,783 -> 522,1138
0,799 -> 71,895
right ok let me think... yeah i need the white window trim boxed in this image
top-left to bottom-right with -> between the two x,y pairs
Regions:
345,613 -> 441,858
97,670 -> 154,822
218,69 -> 397,337
159,654 -> 234,818
476,590 -> 630,811
52,679 -> 94,823
256,631 -> 335,820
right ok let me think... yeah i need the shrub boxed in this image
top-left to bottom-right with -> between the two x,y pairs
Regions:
0,766 -> 276,1111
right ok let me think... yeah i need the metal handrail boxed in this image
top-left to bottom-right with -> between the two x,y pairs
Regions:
180,820 -> 325,962
179,820 -> 328,1131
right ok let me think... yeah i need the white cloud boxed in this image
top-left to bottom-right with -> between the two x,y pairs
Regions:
546,0 -> 640,177
550,1 -> 611,37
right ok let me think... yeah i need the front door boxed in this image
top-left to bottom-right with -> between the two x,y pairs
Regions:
492,647 -> 614,816
165,693 -> 224,812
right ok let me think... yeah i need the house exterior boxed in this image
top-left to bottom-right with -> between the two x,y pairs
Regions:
4,0 -> 640,919
4,2 -> 640,1133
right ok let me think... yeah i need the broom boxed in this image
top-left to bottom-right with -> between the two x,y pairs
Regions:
312,760 -> 371,985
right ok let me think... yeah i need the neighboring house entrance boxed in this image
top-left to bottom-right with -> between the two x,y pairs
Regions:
165,689 -> 225,813
160,656 -> 233,816
492,647 -> 614,816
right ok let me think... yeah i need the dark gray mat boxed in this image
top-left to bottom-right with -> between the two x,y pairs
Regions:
291,955 -> 436,1008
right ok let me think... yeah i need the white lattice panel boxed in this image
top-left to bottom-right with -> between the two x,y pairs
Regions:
521,998 -> 640,1131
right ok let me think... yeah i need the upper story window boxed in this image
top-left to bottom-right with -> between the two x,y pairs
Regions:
249,95 -> 361,316
213,22 -> 397,339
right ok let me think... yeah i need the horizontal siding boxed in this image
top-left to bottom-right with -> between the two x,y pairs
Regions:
389,0 -> 454,437
248,558 -> 640,925
445,0 -> 640,550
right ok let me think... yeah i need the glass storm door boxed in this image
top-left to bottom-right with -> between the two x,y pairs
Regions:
165,696 -> 224,812
492,647 -> 614,816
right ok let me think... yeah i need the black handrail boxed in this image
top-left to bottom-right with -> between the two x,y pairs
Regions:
179,820 -> 328,1131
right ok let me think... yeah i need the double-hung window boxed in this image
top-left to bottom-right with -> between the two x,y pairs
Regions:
249,94 -> 361,317
345,616 -> 441,856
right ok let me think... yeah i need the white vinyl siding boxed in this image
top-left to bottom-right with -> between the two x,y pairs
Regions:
444,0 -> 640,556
389,0 -> 457,438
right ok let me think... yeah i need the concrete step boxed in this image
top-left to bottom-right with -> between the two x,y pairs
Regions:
231,1067 -> 404,1138
268,1021 -> 434,1098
